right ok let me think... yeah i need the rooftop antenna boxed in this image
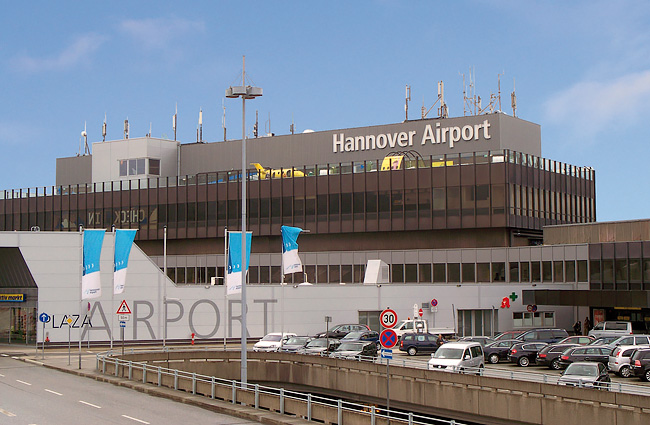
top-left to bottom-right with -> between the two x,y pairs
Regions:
222,99 -> 226,141
421,81 -> 448,119
149,122 -> 152,137
172,103 -> 177,141
265,112 -> 272,136
82,121 -> 89,155
124,118 -> 129,139
404,84 -> 411,121
290,113 -> 295,135
102,113 -> 107,142
197,108 -> 203,143
511,78 -> 517,117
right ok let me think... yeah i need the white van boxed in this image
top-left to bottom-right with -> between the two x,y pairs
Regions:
428,341 -> 484,373
588,321 -> 647,339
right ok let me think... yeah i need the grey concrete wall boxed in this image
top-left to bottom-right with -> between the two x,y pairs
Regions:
545,219 -> 650,244
117,351 -> 650,425
179,114 -> 541,176
56,155 -> 92,186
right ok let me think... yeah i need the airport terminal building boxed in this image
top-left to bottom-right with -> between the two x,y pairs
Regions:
1,111 -> 648,344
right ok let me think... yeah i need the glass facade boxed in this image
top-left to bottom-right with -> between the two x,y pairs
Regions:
0,150 -> 596,241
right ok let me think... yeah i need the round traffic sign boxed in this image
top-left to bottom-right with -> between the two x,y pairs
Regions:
39,313 -> 50,323
380,329 -> 398,349
418,308 -> 423,317
431,299 -> 438,307
380,308 -> 398,329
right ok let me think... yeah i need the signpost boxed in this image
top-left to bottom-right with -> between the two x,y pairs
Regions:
380,308 -> 398,424
379,308 -> 397,329
116,300 -> 131,355
39,313 -> 50,359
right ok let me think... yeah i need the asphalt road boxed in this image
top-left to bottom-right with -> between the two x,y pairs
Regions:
0,355 -> 257,425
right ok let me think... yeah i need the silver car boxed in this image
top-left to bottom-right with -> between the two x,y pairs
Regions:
608,345 -> 648,378
558,362 -> 611,390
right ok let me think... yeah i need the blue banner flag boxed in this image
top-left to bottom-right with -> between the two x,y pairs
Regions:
113,229 -> 137,294
281,225 -> 303,275
82,229 -> 106,299
227,231 -> 252,295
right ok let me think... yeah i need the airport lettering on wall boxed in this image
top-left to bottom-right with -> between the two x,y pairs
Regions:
332,119 -> 491,153
88,208 -> 146,226
45,298 -> 278,342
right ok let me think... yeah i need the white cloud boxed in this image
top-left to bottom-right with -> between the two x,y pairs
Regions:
543,70 -> 650,141
119,17 -> 205,50
10,33 -> 107,73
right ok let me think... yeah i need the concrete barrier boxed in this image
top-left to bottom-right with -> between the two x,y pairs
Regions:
112,350 -> 650,425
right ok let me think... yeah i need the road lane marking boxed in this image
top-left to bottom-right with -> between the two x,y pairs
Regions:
45,389 -> 63,396
0,408 -> 16,417
122,415 -> 150,424
79,400 -> 101,409
16,380 -> 32,386
0,373 -> 4,377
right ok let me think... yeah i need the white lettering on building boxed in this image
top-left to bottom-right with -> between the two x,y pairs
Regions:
332,121 -> 490,153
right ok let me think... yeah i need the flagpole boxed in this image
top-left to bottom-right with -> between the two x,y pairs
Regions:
110,225 -> 115,350
163,225 -> 167,349
78,225 -> 83,370
223,227 -> 228,351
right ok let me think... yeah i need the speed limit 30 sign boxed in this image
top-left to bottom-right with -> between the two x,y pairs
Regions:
380,308 -> 398,328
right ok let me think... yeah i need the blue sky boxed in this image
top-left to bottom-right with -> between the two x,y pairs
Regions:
1,1 -> 649,222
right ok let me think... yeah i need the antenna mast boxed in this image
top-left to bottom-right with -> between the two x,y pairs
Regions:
404,85 -> 411,121
511,78 -> 517,117
222,99 -> 226,141
124,118 -> 129,139
172,103 -> 178,141
102,113 -> 107,142
197,108 -> 203,143
421,81 -> 448,119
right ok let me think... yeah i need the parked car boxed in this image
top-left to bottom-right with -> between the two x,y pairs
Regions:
330,341 -> 378,359
314,324 -> 370,339
536,343 -> 580,370
589,336 -> 619,346
278,336 -> 313,353
493,330 -> 524,341
299,338 -> 341,355
507,342 -> 548,367
588,321 -> 647,339
608,345 -> 643,378
252,332 -> 297,352
557,362 -> 611,390
630,347 -> 650,381
340,330 -> 380,345
428,342 -> 484,373
399,332 -> 440,356
515,328 -> 569,344
556,335 -> 594,345
483,339 -> 521,364
457,336 -> 496,347
604,335 -> 650,349
558,345 -> 610,369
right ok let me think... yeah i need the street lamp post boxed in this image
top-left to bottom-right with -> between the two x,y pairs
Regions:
225,56 -> 262,385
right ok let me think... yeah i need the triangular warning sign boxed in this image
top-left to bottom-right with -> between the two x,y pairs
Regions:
116,300 -> 132,314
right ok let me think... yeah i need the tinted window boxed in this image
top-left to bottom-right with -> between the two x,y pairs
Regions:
622,349 -> 635,356
607,322 -> 628,331
538,331 -> 553,340
638,337 -> 650,344
403,335 -> 413,341
574,348 -> 587,354
470,346 -> 482,357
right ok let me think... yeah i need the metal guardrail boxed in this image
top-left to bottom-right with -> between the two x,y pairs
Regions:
96,350 -> 468,425
98,346 -> 650,397
372,355 -> 650,396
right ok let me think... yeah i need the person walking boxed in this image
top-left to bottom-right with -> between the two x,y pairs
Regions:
583,317 -> 591,335
573,320 -> 582,335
